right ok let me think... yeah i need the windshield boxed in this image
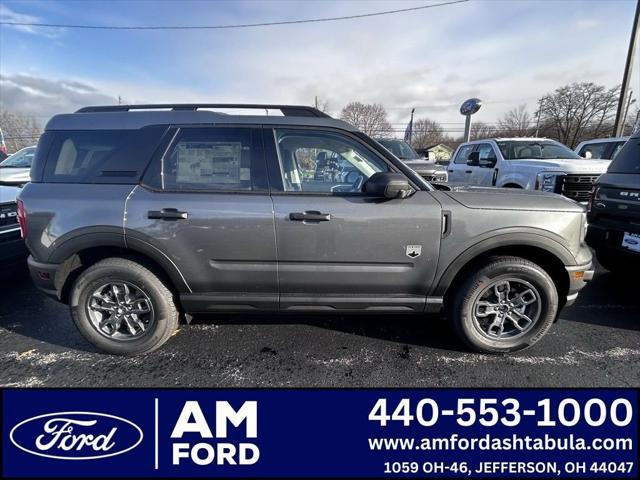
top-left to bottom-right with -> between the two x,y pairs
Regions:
497,141 -> 581,160
608,138 -> 639,174
0,147 -> 36,168
377,139 -> 421,160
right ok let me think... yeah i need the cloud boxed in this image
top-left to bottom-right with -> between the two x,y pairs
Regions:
0,74 -> 118,122
0,4 -> 63,38
0,0 -> 637,136
573,18 -> 599,30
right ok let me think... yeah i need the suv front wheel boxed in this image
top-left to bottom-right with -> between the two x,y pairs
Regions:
69,257 -> 179,355
448,256 -> 558,353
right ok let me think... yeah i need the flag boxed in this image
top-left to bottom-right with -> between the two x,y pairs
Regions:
404,108 -> 415,144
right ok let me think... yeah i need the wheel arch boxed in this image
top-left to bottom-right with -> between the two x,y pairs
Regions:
51,237 -> 191,304
435,239 -> 571,309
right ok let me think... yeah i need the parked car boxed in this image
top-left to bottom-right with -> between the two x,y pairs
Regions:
375,138 -> 448,182
586,131 -> 640,272
575,137 -> 629,160
0,145 -> 36,186
0,128 -> 7,162
19,104 -> 593,355
0,184 -> 28,269
448,138 -> 610,203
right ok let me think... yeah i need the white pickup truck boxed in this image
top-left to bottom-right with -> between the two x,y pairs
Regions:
448,138 -> 610,202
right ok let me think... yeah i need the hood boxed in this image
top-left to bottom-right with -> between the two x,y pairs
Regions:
444,185 -> 585,212
510,158 -> 610,173
0,167 -> 30,184
402,159 -> 444,172
0,184 -> 22,204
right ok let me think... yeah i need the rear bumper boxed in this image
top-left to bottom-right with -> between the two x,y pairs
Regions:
27,255 -> 61,300
564,263 -> 594,306
0,231 -> 28,266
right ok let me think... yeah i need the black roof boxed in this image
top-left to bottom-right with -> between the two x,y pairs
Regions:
45,103 -> 356,131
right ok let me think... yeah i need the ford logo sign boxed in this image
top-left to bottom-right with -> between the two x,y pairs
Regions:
460,98 -> 482,116
9,412 -> 143,460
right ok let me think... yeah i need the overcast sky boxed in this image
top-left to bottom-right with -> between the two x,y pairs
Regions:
0,0 -> 638,135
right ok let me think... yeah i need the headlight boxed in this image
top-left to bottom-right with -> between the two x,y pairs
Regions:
535,172 -> 563,192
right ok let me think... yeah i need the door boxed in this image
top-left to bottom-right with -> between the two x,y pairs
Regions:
126,126 -> 278,311
448,143 -> 475,183
472,142 -> 498,186
266,127 -> 442,312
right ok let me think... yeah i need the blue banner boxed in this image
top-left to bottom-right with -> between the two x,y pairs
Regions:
2,389 -> 637,478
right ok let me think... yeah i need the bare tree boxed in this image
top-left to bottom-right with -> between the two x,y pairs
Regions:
339,102 -> 392,137
314,97 -> 331,114
624,103 -> 639,135
470,121 -> 497,140
538,82 -> 620,148
410,118 -> 448,150
0,109 -> 42,153
498,104 -> 533,137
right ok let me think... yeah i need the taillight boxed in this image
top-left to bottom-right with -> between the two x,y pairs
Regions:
17,199 -> 27,239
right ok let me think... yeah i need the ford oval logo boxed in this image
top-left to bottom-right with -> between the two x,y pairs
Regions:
9,412 -> 143,460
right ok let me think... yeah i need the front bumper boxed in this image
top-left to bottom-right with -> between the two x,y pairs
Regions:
27,255 -> 61,300
564,263 -> 594,306
586,222 -> 640,257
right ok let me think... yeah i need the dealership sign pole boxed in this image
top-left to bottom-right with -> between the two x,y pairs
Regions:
461,98 -> 482,142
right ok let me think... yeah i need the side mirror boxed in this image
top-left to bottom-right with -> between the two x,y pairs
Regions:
363,172 -> 412,199
480,157 -> 497,168
466,151 -> 480,166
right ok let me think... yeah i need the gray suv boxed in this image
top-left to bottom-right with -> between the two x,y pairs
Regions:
19,104 -> 593,355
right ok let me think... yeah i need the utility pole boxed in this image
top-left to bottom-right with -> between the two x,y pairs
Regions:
613,0 -> 640,137
622,92 -> 636,132
535,98 -> 544,137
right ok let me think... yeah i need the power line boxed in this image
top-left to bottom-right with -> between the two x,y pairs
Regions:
0,0 -> 468,30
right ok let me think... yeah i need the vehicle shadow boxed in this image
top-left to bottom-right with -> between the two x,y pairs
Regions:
561,269 -> 640,331
189,311 -> 465,352
1,270 -> 465,353
0,267 -> 103,353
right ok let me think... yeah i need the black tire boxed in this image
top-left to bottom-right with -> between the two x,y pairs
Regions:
595,248 -> 634,273
447,256 -> 558,353
69,257 -> 179,355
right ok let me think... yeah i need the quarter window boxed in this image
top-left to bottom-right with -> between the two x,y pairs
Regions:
42,127 -> 166,184
274,129 -> 390,193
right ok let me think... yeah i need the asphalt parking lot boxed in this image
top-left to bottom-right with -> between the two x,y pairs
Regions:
0,262 -> 638,388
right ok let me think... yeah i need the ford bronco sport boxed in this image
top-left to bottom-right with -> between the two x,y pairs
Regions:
586,131 -> 639,272
19,104 -> 593,355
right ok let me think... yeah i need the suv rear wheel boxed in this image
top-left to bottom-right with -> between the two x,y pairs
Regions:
69,258 -> 179,355
448,256 -> 558,353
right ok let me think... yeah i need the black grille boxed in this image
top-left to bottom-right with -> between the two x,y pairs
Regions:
560,175 -> 599,202
421,173 -> 448,182
0,203 -> 18,229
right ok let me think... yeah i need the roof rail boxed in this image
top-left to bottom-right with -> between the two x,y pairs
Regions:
76,103 -> 331,118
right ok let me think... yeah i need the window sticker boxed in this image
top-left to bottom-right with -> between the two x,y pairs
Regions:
176,141 -> 242,185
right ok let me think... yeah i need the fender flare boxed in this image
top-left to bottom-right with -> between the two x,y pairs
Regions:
431,231 -> 575,297
49,231 -> 191,293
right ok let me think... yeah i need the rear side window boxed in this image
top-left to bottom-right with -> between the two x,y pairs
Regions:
578,142 -> 608,159
608,138 -> 639,174
161,127 -> 265,192
43,127 -> 166,183
454,144 -> 474,164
